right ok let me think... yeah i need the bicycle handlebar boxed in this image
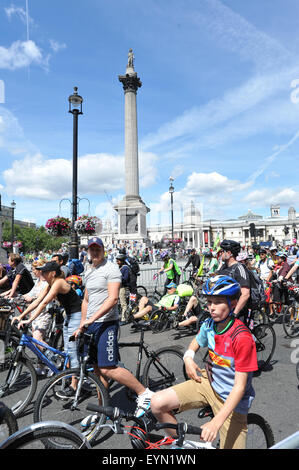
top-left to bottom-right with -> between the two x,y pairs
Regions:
86,403 -> 203,438
154,421 -> 203,437
86,404 -> 131,419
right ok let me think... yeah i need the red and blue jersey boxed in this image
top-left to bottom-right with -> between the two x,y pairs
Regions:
196,317 -> 258,414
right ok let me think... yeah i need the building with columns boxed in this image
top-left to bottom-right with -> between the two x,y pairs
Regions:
147,204 -> 299,248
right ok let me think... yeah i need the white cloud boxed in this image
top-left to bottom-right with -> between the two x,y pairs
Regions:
244,188 -> 299,207
0,40 -> 43,70
5,4 -> 29,24
2,150 -> 159,200
49,39 -> 67,53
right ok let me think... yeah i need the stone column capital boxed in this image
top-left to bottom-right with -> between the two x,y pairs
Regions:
118,74 -> 142,93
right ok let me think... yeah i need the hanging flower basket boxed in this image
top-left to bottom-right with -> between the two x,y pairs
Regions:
45,216 -> 71,237
2,241 -> 12,249
74,215 -> 102,235
13,241 -> 23,248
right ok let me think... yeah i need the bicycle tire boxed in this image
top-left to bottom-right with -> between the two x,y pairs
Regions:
252,323 -> 276,371
0,356 -> 37,417
0,401 -> 18,441
282,305 -> 299,338
149,310 -> 167,333
33,367 -> 109,448
296,361 -> 299,382
246,413 -> 275,449
0,421 -> 91,449
142,346 -> 187,392
137,285 -> 148,297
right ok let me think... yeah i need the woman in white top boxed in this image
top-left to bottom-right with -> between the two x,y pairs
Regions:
13,259 -> 50,375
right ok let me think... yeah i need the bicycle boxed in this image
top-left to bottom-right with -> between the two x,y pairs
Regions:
0,322 -> 71,417
117,326 -> 187,395
0,421 -> 91,449
282,284 -> 299,338
43,300 -> 65,350
244,311 -> 276,372
0,401 -> 18,442
33,330 -> 109,448
149,274 -> 164,303
85,403 -> 213,449
264,281 -> 289,323
83,402 -> 274,449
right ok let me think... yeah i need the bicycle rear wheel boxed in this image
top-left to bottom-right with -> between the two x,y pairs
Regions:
246,413 -> 275,449
142,347 -> 187,392
253,323 -> 276,371
0,421 -> 91,449
282,304 -> 299,338
0,357 -> 37,417
33,367 -> 109,448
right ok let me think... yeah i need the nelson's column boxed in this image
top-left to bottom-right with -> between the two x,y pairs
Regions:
114,49 -> 150,241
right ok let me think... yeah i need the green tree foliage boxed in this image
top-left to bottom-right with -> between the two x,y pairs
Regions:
2,221 -> 68,253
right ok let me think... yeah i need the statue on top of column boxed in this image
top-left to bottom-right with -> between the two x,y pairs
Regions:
127,49 -> 134,69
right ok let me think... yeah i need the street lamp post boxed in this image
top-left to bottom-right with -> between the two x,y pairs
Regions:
169,177 -> 174,253
68,87 -> 83,260
11,200 -> 16,250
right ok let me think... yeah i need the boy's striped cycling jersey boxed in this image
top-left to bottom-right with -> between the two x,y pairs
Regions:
196,317 -> 258,414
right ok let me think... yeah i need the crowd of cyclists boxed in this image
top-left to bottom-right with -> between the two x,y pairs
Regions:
0,236 -> 298,449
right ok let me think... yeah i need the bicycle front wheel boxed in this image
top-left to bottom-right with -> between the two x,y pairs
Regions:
33,367 -> 109,448
282,304 -> 299,338
149,310 -> 168,333
137,285 -> 148,297
142,347 -> 187,392
253,323 -> 276,371
0,357 -> 37,417
0,421 -> 91,449
246,413 -> 275,449
0,401 -> 18,442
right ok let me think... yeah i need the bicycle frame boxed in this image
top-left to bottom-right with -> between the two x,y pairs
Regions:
118,328 -> 148,382
18,334 -> 69,374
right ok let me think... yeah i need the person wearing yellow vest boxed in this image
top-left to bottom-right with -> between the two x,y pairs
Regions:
159,251 -> 181,295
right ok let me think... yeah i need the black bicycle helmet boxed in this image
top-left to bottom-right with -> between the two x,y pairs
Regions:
219,240 -> 241,256
116,253 -> 127,261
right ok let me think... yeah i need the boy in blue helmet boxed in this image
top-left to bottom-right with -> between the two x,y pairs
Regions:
151,275 -> 258,449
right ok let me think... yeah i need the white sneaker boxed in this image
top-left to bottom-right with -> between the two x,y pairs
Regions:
135,388 -> 154,418
80,414 -> 98,429
35,366 -> 47,376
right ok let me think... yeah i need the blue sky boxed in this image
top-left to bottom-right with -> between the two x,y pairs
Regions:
1,0 -> 299,230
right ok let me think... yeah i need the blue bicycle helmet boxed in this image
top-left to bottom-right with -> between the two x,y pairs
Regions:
160,250 -> 169,259
203,275 -> 241,320
203,275 -> 240,298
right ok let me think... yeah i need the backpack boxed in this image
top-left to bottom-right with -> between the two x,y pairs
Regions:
230,263 -> 266,311
247,269 -> 267,310
68,259 -> 84,275
126,256 -> 140,276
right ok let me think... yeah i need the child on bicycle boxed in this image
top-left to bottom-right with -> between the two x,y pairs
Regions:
66,275 -> 84,299
150,275 -> 258,449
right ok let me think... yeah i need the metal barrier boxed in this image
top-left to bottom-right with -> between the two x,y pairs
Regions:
138,262 -> 187,293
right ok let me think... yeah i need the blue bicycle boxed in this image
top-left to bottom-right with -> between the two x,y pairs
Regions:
0,323 -> 70,417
